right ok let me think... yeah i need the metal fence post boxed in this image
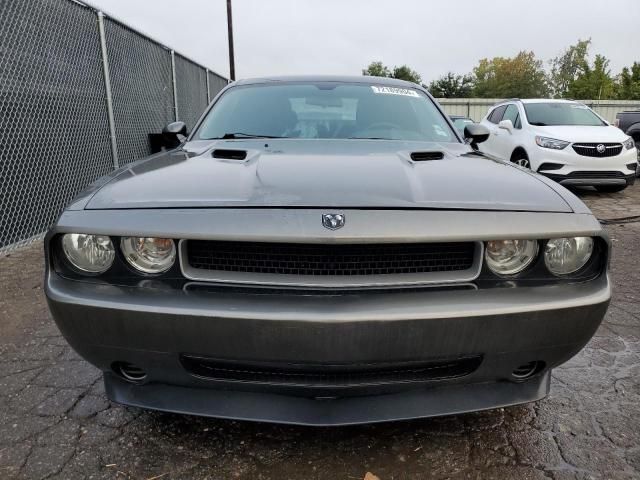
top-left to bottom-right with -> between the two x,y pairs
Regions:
97,11 -> 119,169
171,50 -> 179,121
206,68 -> 211,103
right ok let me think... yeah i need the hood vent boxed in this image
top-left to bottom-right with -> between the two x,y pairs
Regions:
212,149 -> 247,160
410,151 -> 444,161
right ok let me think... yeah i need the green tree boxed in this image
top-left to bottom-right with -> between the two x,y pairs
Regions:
615,62 -> 640,100
549,39 -> 591,98
362,62 -> 422,84
391,65 -> 422,84
567,54 -> 615,99
362,61 -> 391,78
428,72 -> 474,98
472,51 -> 549,98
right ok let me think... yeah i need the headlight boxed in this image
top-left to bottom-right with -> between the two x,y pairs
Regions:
62,233 -> 115,273
485,239 -> 538,276
623,136 -> 636,150
535,136 -> 569,150
121,237 -> 176,274
544,237 -> 593,276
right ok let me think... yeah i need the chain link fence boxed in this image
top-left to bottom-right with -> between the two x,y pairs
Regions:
0,0 -> 228,252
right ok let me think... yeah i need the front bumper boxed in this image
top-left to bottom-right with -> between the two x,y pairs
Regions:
46,270 -> 610,425
535,146 -> 638,186
541,171 -> 636,187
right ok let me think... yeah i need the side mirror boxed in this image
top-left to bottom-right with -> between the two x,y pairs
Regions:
162,121 -> 187,148
498,119 -> 514,133
463,123 -> 490,149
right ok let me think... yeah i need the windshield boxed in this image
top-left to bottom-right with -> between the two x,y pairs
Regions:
523,103 -> 606,126
195,83 -> 458,142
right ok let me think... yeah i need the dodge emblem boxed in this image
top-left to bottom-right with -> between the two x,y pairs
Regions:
322,213 -> 345,230
596,144 -> 606,153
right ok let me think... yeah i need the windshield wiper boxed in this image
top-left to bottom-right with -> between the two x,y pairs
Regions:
206,132 -> 286,140
528,122 -> 548,126
348,136 -> 394,140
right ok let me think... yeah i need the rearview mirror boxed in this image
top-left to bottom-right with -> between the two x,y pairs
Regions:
464,123 -> 489,149
498,119 -> 514,133
162,121 -> 187,148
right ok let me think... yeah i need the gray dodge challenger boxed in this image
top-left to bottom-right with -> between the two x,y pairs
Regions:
45,76 -> 610,426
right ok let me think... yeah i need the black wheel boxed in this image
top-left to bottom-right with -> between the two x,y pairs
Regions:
511,151 -> 530,169
595,185 -> 627,193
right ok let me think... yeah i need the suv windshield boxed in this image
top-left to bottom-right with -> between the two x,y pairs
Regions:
523,102 -> 606,126
195,83 -> 458,142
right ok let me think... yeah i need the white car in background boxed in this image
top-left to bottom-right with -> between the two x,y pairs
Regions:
479,99 -> 637,192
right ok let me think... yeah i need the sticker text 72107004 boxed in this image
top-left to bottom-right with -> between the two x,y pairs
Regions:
370,86 -> 420,97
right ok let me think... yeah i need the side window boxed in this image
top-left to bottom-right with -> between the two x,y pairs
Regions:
502,104 -> 519,127
488,105 -> 507,124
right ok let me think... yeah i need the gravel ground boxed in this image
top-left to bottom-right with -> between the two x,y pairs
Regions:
1,184 -> 639,480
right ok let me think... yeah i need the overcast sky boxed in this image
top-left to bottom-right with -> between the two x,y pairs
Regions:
89,0 -> 639,83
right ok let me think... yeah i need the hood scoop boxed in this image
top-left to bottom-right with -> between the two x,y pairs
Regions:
212,149 -> 248,160
410,151 -> 444,161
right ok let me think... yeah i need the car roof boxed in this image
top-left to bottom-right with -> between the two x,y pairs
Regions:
489,98 -> 587,110
231,75 -> 422,88
520,99 -> 583,104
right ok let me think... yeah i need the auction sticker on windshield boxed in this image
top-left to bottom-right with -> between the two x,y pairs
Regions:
371,86 -> 420,97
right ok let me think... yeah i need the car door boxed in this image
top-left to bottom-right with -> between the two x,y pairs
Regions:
480,105 -> 507,157
491,104 -> 520,160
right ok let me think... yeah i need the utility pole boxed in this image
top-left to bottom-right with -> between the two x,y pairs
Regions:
226,0 -> 235,81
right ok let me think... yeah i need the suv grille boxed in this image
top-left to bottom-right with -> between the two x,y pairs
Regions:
572,143 -> 623,157
180,354 -> 483,389
185,240 -> 476,276
565,171 -> 626,179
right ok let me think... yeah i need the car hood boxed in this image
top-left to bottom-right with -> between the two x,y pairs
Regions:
85,139 -> 572,213
532,125 -> 628,142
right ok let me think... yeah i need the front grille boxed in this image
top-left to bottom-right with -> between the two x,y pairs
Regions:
185,240 -> 476,276
572,143 -> 623,157
180,355 -> 483,388
565,171 -> 626,179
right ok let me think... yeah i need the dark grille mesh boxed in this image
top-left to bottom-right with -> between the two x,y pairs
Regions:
565,171 -> 626,179
181,355 -> 483,388
186,241 -> 476,276
572,143 -> 623,157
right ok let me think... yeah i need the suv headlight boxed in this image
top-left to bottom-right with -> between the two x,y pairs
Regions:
485,239 -> 538,276
121,237 -> 176,274
535,136 -> 570,150
62,233 -> 115,273
544,237 -> 593,276
623,136 -> 635,150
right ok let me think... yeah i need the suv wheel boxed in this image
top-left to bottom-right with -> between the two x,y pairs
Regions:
511,152 -> 530,169
595,185 -> 627,193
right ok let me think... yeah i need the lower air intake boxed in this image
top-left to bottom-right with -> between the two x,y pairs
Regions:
180,355 -> 483,388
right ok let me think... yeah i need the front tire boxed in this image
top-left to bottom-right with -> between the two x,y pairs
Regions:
511,151 -> 530,169
595,185 -> 627,193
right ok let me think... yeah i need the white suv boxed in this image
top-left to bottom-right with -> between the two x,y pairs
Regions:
479,99 -> 638,192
